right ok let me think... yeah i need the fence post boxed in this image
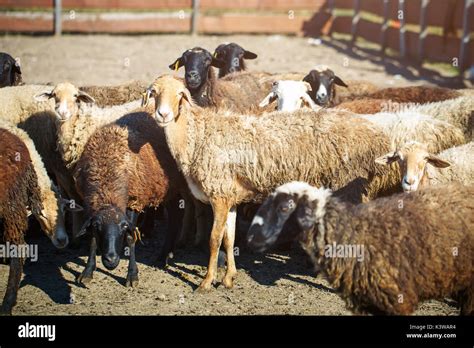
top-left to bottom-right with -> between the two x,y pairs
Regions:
380,0 -> 390,54
191,0 -> 200,35
351,0 -> 361,45
459,0 -> 473,72
398,0 -> 406,58
418,0 -> 429,64
54,0 -> 62,36
327,0 -> 336,38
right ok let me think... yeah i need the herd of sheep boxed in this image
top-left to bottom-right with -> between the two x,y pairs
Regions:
0,43 -> 472,316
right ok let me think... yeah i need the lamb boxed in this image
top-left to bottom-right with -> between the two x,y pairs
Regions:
0,120 -> 74,315
73,112 -> 186,286
303,65 -> 379,107
259,80 -> 320,112
168,47 -> 271,113
212,43 -> 258,77
376,141 -> 474,192
247,181 -> 474,315
0,52 -> 22,88
359,111 -> 466,154
142,75 -> 403,291
79,80 -> 148,107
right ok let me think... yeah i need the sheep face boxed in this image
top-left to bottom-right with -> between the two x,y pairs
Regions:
303,67 -> 348,106
259,80 -> 318,112
0,52 -> 22,88
376,141 -> 451,192
34,83 -> 95,121
34,190 -> 76,249
213,43 -> 257,77
143,75 -> 193,127
88,209 -> 131,270
168,47 -> 225,90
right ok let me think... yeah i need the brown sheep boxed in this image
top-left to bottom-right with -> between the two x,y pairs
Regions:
74,112 -> 187,286
248,181 -> 474,315
358,85 -> 461,104
0,124 -> 71,315
80,80 -> 148,107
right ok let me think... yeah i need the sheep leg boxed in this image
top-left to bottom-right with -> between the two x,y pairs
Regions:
460,280 -> 474,316
222,206 -> 237,289
155,198 -> 182,268
196,199 -> 230,292
125,235 -> 139,287
0,256 -> 24,315
76,235 -> 97,285
176,194 -> 195,248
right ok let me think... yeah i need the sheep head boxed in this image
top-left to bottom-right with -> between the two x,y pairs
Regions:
303,66 -> 348,106
168,47 -> 225,91
0,52 -> 22,88
34,82 -> 95,121
247,181 -> 331,252
259,80 -> 320,112
375,141 -> 451,192
142,75 -> 193,127
213,42 -> 257,77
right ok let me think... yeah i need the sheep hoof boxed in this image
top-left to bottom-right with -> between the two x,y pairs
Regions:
222,277 -> 234,289
154,257 -> 168,270
195,281 -> 213,293
126,274 -> 139,288
76,272 -> 93,285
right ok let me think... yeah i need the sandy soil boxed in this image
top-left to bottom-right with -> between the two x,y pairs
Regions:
0,34 -> 462,315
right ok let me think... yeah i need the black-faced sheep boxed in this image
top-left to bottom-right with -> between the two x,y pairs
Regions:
142,75 -> 402,292
0,52 -> 22,88
0,121 -> 73,315
213,43 -> 258,77
168,47 -> 270,113
376,141 -> 474,192
73,112 -> 187,286
247,181 -> 474,315
303,66 -> 379,107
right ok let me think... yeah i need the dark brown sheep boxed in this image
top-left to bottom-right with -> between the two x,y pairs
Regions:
74,111 -> 186,286
248,181 -> 474,315
358,86 -> 461,104
0,52 -> 22,88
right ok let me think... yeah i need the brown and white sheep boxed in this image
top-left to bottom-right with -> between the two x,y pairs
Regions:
0,121 -> 74,315
376,141 -> 474,192
248,181 -> 474,315
142,75 -> 402,292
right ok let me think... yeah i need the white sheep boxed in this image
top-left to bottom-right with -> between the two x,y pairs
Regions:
259,80 -> 320,112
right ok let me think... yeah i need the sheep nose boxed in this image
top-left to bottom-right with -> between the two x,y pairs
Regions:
403,177 -> 414,185
103,253 -> 120,269
55,235 -> 69,248
186,70 -> 199,79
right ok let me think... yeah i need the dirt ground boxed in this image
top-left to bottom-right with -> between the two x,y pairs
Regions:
0,34 -> 462,316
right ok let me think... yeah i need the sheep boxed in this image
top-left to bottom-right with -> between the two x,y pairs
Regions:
359,85 -> 461,104
142,74 -> 403,292
0,52 -> 22,88
337,96 -> 474,141
73,112 -> 186,286
259,80 -> 320,112
303,65 -> 379,107
168,47 -> 271,113
359,111 -> 466,154
79,80 -> 148,107
0,120 -> 75,315
376,141 -> 474,192
247,181 -> 474,315
34,82 -> 141,171
212,43 -> 258,77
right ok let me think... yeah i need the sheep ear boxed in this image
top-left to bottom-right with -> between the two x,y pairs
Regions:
301,93 -> 320,111
426,155 -> 451,168
334,76 -> 348,88
211,57 -> 226,69
375,152 -> 399,165
76,217 -> 92,238
34,91 -> 53,102
259,92 -> 277,107
169,57 -> 183,71
141,88 -> 154,107
77,90 -> 95,104
180,89 -> 193,106
13,60 -> 22,74
243,50 -> 257,59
